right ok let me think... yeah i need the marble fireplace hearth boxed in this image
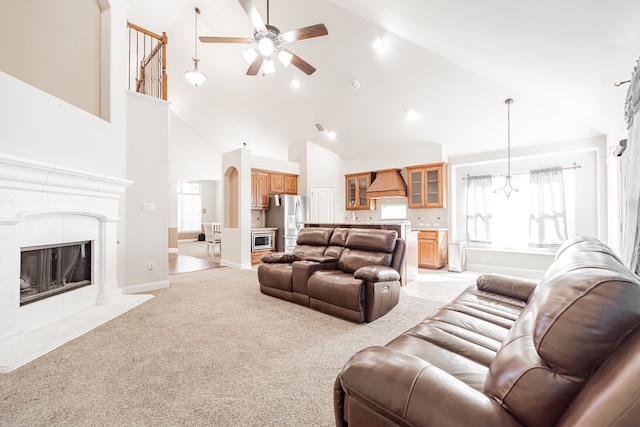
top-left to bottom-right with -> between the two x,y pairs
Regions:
0,154 -> 152,372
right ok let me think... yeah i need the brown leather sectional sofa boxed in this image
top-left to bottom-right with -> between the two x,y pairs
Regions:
334,236 -> 640,426
257,227 -> 406,322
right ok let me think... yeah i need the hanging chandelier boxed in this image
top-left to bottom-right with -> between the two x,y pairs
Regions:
495,98 -> 518,198
184,7 -> 207,86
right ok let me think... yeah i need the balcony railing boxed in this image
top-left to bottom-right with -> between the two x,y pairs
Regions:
127,22 -> 168,101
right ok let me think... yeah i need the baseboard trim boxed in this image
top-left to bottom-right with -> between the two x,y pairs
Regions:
121,280 -> 170,294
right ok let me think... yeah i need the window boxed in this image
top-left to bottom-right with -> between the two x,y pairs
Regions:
177,182 -> 202,233
466,168 -> 574,250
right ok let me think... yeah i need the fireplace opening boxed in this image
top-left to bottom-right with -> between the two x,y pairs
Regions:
20,241 -> 92,306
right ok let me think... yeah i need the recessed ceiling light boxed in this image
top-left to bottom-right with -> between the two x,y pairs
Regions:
350,80 -> 361,90
405,108 -> 420,120
291,78 -> 300,89
372,37 -> 385,50
326,130 -> 337,139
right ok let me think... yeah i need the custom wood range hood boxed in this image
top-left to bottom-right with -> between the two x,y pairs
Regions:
366,168 -> 407,198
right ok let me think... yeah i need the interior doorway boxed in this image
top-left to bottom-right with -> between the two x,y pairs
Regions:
310,186 -> 335,223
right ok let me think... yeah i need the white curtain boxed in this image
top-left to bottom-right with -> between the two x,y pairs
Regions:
529,167 -> 567,248
466,175 -> 493,244
622,57 -> 640,275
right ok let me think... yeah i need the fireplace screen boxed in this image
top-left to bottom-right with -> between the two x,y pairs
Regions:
20,241 -> 92,306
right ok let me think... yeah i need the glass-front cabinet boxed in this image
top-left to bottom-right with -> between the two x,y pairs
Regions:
406,162 -> 448,208
345,172 -> 376,210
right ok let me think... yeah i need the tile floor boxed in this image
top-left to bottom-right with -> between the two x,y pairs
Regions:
403,269 -> 479,303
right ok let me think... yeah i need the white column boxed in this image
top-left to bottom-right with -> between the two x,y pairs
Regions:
97,219 -> 123,304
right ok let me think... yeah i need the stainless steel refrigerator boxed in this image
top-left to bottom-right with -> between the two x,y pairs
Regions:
265,195 -> 310,253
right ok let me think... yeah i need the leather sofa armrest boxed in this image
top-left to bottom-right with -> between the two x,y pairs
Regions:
336,346 -> 520,427
354,265 -> 400,283
305,255 -> 338,263
476,273 -> 538,301
260,252 -> 296,263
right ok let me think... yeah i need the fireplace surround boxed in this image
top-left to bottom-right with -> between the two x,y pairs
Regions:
0,153 -> 152,372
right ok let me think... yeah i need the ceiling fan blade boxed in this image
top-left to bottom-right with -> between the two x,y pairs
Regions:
287,50 -> 316,75
237,0 -> 267,32
282,24 -> 328,42
246,55 -> 264,75
199,36 -> 254,44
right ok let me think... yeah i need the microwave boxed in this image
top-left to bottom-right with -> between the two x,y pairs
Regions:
252,231 -> 274,252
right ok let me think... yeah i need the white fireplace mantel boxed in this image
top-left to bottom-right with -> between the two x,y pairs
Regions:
0,153 -> 151,372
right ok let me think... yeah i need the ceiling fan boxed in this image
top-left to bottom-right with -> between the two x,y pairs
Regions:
199,0 -> 328,76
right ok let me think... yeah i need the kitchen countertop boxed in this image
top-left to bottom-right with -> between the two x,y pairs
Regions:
413,227 -> 449,231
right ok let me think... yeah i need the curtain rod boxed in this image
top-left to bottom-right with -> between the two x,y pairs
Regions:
461,162 -> 581,180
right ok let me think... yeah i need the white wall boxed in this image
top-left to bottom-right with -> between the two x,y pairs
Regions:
0,0 -> 101,117
289,140 -> 342,197
200,180 -> 222,223
221,149 -> 253,269
251,154 -> 300,175
123,92 -> 170,291
343,142 -> 446,175
169,112 -> 222,182
0,72 -> 125,178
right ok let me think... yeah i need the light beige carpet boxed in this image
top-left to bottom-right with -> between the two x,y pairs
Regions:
0,267 -> 443,427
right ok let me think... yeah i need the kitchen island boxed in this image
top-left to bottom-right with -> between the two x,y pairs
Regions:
303,222 -> 418,284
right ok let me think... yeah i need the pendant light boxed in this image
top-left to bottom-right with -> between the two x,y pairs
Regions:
495,98 -> 517,198
184,7 -> 207,86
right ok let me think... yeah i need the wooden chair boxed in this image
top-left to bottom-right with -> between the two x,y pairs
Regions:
203,222 -> 222,257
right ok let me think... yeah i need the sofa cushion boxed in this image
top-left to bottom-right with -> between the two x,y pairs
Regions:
344,229 -> 397,253
387,285 -> 525,392
256,263 -> 293,292
484,238 -> 640,427
532,248 -> 640,376
296,227 -> 334,246
293,244 -> 327,261
338,249 -> 393,274
308,271 -> 365,312
328,228 -> 350,246
323,228 -> 350,259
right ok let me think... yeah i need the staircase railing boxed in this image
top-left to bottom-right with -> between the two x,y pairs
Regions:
127,22 -> 168,101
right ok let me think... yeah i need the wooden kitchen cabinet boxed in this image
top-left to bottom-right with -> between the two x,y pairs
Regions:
251,170 -> 269,210
345,172 -> 376,210
406,162 -> 448,208
418,229 -> 448,269
269,172 -> 298,195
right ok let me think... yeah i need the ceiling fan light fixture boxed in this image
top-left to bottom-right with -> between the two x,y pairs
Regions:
263,57 -> 276,74
242,48 -> 258,64
372,37 -> 385,50
258,37 -> 275,56
185,7 -> 207,86
278,50 -> 293,67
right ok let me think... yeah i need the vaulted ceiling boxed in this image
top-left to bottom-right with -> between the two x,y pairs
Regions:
126,0 -> 640,161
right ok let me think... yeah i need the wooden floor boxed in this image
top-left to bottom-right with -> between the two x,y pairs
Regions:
168,252 -> 221,275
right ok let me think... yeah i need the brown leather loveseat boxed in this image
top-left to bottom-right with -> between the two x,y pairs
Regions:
334,236 -> 640,426
258,227 -> 406,323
